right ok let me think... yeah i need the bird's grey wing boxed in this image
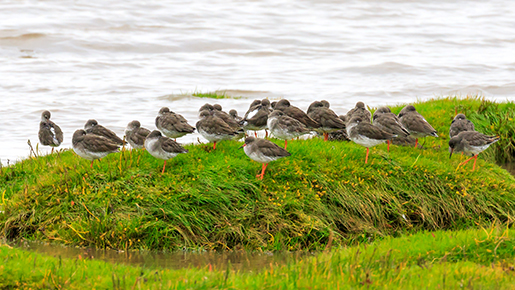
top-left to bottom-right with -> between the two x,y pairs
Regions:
161,138 -> 188,154
83,135 -> 120,152
255,139 -> 291,158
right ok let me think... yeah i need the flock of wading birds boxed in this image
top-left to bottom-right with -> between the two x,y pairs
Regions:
38,99 -> 499,179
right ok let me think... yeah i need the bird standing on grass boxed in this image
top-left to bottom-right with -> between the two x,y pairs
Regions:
84,119 -> 124,146
267,110 -> 311,149
274,99 -> 320,130
449,131 -> 499,171
345,102 -> 372,124
240,137 -> 291,180
199,104 -> 245,139
38,110 -> 63,154
155,107 -> 195,140
347,115 -> 396,164
398,105 -> 438,148
240,99 -> 271,138
449,113 -> 475,138
125,120 -> 151,149
307,100 -> 345,141
145,130 -> 188,174
242,100 -> 263,135
72,129 -> 120,169
196,110 -> 239,149
372,106 -> 410,151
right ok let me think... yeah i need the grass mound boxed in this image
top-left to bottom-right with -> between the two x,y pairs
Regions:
2,227 -> 515,289
1,97 -> 514,251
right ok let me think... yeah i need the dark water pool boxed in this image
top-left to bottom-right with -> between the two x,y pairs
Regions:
14,240 -> 310,271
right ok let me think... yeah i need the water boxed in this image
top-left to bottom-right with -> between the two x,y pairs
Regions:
15,241 -> 308,271
1,0 -> 515,162
502,163 -> 515,177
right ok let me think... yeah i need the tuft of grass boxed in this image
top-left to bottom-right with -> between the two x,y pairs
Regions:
192,90 -> 241,99
0,97 -> 514,252
2,226 -> 515,289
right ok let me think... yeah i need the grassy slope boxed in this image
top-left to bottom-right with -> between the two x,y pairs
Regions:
1,227 -> 515,289
1,97 -> 515,251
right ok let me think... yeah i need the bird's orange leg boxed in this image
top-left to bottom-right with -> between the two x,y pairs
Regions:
90,160 -> 94,169
365,148 -> 369,164
162,160 -> 167,174
387,140 -> 390,152
254,132 -> 257,138
323,132 -> 328,141
458,155 -> 475,167
265,130 -> 268,138
213,141 -> 217,150
472,155 -> 478,171
51,148 -> 54,154
256,163 -> 268,180
284,139 -> 288,150
414,138 -> 418,148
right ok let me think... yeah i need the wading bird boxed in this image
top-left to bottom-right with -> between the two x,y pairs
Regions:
449,131 -> 499,171
38,110 -> 63,154
155,107 -> 195,140
145,130 -> 188,173
240,137 -> 291,180
125,120 -> 151,149
72,129 -> 120,169
84,119 -> 124,146
398,105 -> 438,148
449,113 -> 475,138
347,115 -> 396,164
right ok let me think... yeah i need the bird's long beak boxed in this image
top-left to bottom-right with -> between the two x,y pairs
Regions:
239,144 -> 246,149
449,147 -> 454,159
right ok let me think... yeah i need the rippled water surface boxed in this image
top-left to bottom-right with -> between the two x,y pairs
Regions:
1,0 -> 515,162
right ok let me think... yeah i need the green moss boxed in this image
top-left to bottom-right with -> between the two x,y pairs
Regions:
2,227 -> 515,289
0,97 -> 514,252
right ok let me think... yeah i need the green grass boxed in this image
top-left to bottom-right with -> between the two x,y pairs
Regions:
191,90 -> 241,99
2,226 -> 515,289
0,97 -> 514,252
